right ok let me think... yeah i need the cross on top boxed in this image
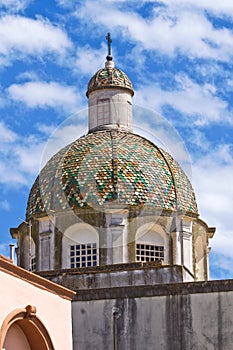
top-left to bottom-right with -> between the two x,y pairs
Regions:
106,32 -> 113,61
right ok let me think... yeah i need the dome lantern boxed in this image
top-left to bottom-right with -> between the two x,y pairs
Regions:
87,33 -> 134,133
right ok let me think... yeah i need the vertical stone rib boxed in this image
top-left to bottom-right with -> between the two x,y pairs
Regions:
111,131 -> 118,200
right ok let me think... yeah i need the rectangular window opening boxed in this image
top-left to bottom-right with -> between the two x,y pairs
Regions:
97,99 -> 110,125
136,243 -> 164,263
70,243 -> 98,268
31,256 -> 36,272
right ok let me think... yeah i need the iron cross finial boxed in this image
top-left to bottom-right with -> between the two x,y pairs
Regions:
106,32 -> 113,61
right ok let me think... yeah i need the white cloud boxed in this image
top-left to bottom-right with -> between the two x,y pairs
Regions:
0,0 -> 30,12
161,0 -> 233,17
135,74 -> 229,125
0,15 -> 72,65
0,161 -> 28,185
189,129 -> 211,152
132,105 -> 192,177
35,123 -> 57,136
16,70 -> 39,82
14,140 -> 46,175
75,44 -> 106,75
192,144 -> 233,259
77,1 -> 233,61
0,116 -> 87,188
0,122 -> 45,187
8,81 -> 81,111
40,121 -> 87,167
56,0 -> 71,9
0,135 -> 47,186
0,121 -> 17,142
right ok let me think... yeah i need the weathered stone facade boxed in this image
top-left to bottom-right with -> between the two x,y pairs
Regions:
39,264 -> 233,350
71,280 -> 233,350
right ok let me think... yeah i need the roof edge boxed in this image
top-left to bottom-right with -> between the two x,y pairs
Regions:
86,84 -> 134,97
0,255 -> 75,301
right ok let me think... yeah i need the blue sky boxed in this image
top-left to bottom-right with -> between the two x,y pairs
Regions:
0,0 -> 232,280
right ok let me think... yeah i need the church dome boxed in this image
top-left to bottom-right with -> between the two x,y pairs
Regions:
13,34 -> 214,281
86,64 -> 134,97
26,130 -> 197,218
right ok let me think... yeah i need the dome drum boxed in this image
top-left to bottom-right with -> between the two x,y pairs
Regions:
88,89 -> 133,133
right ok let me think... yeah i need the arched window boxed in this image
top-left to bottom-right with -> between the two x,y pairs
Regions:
135,223 -> 168,263
62,223 -> 99,269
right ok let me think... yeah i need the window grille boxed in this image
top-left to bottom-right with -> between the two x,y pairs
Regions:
31,256 -> 36,271
136,243 -> 164,262
70,243 -> 97,268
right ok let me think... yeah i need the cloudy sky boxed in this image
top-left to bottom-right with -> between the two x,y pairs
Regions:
0,0 -> 232,280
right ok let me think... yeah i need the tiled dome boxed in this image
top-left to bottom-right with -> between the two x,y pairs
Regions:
86,66 -> 134,97
26,130 -> 197,218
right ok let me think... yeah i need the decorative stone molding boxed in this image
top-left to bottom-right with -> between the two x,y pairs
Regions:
0,305 -> 55,350
25,304 -> 37,319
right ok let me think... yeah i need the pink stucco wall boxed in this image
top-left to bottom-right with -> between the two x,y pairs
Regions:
0,264 -> 74,350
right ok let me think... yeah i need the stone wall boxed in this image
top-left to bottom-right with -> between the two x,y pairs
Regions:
72,279 -> 233,350
38,263 -> 194,290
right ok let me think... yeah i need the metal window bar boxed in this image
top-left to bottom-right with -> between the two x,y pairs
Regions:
70,243 -> 97,268
136,243 -> 164,262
